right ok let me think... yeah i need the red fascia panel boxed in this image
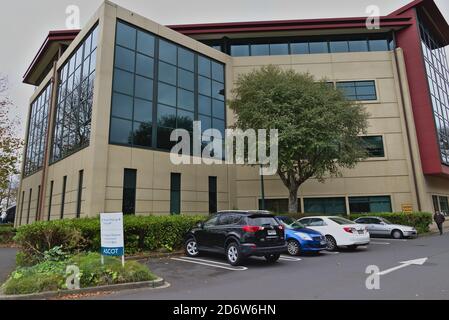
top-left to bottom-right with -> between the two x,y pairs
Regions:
23,30 -> 80,82
391,0 -> 449,46
395,9 -> 448,177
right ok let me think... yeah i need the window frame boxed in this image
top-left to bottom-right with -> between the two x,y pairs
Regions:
335,80 -> 379,102
109,19 -> 227,155
359,135 -> 387,159
51,23 -> 99,165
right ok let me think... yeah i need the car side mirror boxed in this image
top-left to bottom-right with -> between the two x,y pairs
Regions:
197,222 -> 204,229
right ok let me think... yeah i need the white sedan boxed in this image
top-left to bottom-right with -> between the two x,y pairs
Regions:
297,216 -> 370,251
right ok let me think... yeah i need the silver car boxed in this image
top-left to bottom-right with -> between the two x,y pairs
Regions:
354,216 -> 417,239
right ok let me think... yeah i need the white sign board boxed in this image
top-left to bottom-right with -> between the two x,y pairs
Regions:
100,212 -> 124,257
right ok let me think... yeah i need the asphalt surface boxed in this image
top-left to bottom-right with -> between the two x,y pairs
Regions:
94,232 -> 449,300
0,247 -> 17,284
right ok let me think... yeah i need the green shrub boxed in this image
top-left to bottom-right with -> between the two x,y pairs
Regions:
13,220 -> 86,266
275,212 -> 433,234
14,215 -> 206,264
2,251 -> 156,295
348,212 -> 433,234
0,225 -> 16,244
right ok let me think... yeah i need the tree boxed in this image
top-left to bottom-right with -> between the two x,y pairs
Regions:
0,75 -> 23,211
228,65 -> 369,213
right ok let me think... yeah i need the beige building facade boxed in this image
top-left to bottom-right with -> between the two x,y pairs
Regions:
15,0 -> 449,226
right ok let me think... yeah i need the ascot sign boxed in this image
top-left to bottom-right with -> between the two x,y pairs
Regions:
100,212 -> 125,265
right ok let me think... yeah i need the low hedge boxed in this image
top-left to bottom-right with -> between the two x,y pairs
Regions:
276,212 -> 432,234
0,224 -> 16,244
14,215 -> 206,266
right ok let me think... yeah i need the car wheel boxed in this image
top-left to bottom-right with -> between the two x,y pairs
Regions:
265,253 -> 281,264
325,235 -> 337,251
287,239 -> 301,256
392,229 -> 403,239
226,242 -> 242,266
184,238 -> 199,257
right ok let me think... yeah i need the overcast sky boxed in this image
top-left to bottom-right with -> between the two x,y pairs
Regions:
1,0 -> 448,137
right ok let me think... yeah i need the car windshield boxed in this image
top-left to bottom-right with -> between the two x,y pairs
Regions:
329,217 -> 355,225
279,217 -> 305,229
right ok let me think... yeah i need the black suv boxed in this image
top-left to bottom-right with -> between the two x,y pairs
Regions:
184,211 -> 287,266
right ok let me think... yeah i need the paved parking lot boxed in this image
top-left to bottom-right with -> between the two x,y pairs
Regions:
92,233 -> 449,300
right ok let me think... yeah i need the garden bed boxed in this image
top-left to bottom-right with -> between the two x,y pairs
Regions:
0,251 -> 157,296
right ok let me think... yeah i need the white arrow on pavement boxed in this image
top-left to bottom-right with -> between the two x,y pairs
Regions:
377,258 -> 428,276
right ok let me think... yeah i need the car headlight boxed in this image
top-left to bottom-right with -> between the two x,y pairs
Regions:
294,232 -> 313,241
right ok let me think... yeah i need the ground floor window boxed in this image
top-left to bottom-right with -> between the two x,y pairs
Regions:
170,173 -> 181,215
304,197 -> 346,215
349,196 -> 392,213
60,176 -> 67,219
122,169 -> 137,215
258,198 -> 301,213
48,181 -> 54,221
433,195 -> 449,215
26,188 -> 32,224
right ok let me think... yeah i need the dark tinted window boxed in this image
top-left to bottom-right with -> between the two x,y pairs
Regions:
122,169 -> 136,215
170,173 -> 181,215
304,197 -> 346,215
349,195 -> 391,212
360,136 -> 385,157
204,215 -> 218,227
218,214 -> 242,225
248,216 -> 279,226
209,176 -> 217,214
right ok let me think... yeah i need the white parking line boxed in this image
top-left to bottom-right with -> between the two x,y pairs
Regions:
279,255 -> 302,261
386,238 -> 408,242
320,251 -> 340,255
171,257 -> 248,271
370,241 -> 391,245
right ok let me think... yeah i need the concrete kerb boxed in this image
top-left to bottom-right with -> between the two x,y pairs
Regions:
0,276 -> 165,300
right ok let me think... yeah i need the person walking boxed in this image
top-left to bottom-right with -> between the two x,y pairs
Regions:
434,211 -> 446,235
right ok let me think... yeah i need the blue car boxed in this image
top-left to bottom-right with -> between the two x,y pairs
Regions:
276,216 -> 327,255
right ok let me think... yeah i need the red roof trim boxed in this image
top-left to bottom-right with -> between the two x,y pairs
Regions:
168,0 -> 449,39
168,16 -> 412,35
388,0 -> 425,17
23,29 -> 80,83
